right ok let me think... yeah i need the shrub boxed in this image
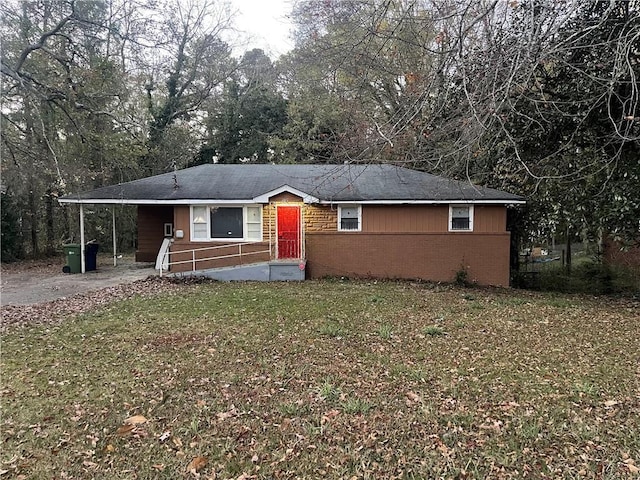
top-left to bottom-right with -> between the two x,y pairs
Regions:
516,260 -> 638,295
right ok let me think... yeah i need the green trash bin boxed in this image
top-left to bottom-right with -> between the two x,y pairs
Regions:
63,244 -> 82,274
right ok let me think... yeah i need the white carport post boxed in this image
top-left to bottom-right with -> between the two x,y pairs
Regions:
79,204 -> 86,273
112,206 -> 117,266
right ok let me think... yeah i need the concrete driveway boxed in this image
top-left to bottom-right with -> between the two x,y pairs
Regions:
1,257 -> 157,306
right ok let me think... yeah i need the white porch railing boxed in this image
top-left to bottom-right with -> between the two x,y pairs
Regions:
156,242 -> 272,276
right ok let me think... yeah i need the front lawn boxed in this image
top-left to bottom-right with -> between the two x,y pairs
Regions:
1,281 -> 638,479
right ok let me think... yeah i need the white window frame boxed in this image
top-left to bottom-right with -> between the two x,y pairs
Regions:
448,204 -> 474,232
338,204 -> 362,232
190,205 -> 263,242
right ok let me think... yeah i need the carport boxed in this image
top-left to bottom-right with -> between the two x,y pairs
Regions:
57,200 -> 121,273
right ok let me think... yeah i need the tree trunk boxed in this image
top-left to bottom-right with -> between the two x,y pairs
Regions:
45,187 -> 56,255
28,185 -> 39,257
565,227 -> 572,273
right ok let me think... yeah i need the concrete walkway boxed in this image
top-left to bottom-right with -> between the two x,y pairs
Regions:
1,258 -> 157,306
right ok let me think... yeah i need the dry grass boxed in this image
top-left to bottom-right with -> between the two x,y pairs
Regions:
1,280 -> 639,479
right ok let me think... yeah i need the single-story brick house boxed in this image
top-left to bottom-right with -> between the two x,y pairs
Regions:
59,163 -> 525,286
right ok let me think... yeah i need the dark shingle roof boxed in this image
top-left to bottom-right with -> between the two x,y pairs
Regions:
59,164 -> 524,203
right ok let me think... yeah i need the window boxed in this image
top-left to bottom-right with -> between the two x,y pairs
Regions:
211,207 -> 243,238
449,205 -> 474,231
338,205 -> 361,231
191,205 -> 262,241
192,206 -> 208,239
246,206 -> 262,241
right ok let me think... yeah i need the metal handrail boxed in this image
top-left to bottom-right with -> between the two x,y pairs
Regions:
158,241 -> 272,276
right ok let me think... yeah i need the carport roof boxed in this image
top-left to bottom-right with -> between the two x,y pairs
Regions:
58,163 -> 525,205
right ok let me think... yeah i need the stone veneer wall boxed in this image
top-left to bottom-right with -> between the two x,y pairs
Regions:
304,205 -> 337,232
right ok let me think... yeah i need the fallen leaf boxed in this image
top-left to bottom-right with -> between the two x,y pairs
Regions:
321,409 -> 340,424
236,474 -> 256,480
216,408 -> 237,421
624,458 -> 639,472
186,456 -> 207,474
105,444 -> 115,452
603,400 -> 619,407
116,424 -> 134,436
437,442 -> 450,457
152,464 -> 165,471
627,463 -> 640,474
405,391 -> 422,403
159,431 -> 171,441
124,414 -> 147,425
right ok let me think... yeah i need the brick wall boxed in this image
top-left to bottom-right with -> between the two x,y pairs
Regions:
306,232 -> 511,286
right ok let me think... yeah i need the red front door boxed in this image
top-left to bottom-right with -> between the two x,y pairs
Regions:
277,206 -> 301,259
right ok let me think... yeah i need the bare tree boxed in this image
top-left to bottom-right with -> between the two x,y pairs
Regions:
288,0 -> 639,241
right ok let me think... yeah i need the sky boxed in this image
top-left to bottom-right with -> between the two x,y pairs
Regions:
229,0 -> 295,58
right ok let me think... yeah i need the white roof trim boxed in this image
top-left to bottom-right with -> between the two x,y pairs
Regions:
58,198 -> 259,205
252,185 -> 319,204
59,197 -> 525,206
321,199 -> 526,205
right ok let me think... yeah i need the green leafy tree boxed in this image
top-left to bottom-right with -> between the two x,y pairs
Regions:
1,191 -> 24,262
143,0 -> 235,173
204,49 -> 287,163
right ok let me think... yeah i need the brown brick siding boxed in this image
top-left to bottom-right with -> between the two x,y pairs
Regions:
306,232 -> 511,286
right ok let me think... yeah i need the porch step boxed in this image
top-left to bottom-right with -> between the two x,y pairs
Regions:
172,261 -> 305,282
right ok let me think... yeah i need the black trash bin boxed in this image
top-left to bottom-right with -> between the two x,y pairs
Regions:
85,243 -> 100,271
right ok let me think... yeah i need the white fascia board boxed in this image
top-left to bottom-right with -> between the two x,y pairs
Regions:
319,199 -> 526,205
252,185 -> 319,204
57,198 -> 260,205
59,197 -> 525,206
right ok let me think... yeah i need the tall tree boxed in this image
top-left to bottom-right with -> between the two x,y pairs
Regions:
204,49 -> 287,163
1,0 -> 238,257
142,0 -> 235,173
287,0 -> 640,242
